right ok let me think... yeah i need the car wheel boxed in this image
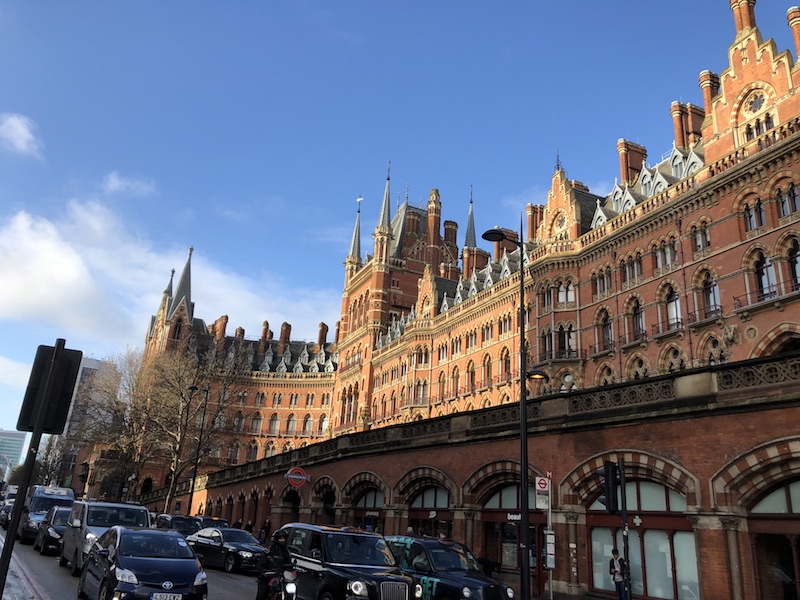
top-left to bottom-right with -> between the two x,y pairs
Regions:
71,550 -> 81,576
99,580 -> 110,600
32,534 -> 40,552
77,568 -> 88,599
320,592 -> 336,600
223,552 -> 238,573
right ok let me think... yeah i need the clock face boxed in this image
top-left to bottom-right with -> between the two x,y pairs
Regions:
556,216 -> 566,230
747,92 -> 764,113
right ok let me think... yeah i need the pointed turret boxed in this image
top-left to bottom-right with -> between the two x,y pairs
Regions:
168,246 -> 194,322
373,163 -> 393,263
464,187 -> 477,249
345,198 -> 363,283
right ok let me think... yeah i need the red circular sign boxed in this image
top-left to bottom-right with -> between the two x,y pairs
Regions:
286,467 -> 307,487
537,478 -> 548,489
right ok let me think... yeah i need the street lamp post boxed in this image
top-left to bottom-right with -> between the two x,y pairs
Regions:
187,386 -> 210,516
482,225 -> 547,600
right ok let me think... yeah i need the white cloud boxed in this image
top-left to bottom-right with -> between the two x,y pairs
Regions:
0,357 -> 29,389
102,171 -> 156,196
0,113 -> 43,158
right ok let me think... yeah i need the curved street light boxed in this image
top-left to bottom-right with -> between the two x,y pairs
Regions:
482,225 -> 548,600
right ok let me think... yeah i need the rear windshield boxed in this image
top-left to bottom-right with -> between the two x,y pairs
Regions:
169,516 -> 201,534
29,497 -> 73,513
324,533 -> 395,566
120,533 -> 195,559
87,506 -> 149,528
52,509 -> 70,526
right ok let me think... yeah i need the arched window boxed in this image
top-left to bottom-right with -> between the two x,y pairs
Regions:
692,221 -> 711,251
665,285 -> 681,329
789,239 -> 800,292
755,252 -> 777,301
246,441 -> 258,462
318,415 -> 328,434
701,272 -> 721,318
233,411 -> 244,433
589,480 -> 697,599
631,299 -> 646,342
302,414 -> 313,436
745,199 -> 766,231
227,444 -> 239,465
286,414 -> 297,435
600,312 -> 613,351
250,413 -> 262,435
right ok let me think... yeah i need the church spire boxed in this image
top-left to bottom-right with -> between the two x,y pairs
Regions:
347,197 -> 363,261
464,185 -> 477,249
168,246 -> 193,321
376,161 -> 392,230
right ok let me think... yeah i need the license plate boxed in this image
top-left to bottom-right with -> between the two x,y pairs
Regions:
151,594 -> 182,600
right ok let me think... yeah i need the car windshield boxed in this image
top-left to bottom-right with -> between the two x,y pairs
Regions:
29,497 -> 72,513
429,545 -> 481,572
120,533 -> 195,559
52,509 -> 71,526
165,516 -> 200,534
87,506 -> 149,527
223,529 -> 259,544
324,533 -> 395,566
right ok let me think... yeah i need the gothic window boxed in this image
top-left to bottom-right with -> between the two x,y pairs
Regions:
467,363 -> 476,393
665,285 -> 682,329
438,372 -> 447,401
692,221 -> 711,251
452,367 -> 461,395
233,411 -> 244,433
599,365 -> 614,386
631,299 -> 646,341
557,324 -> 577,358
228,444 -> 239,465
302,415 -> 313,435
700,271 -> 721,318
665,347 -> 686,372
482,355 -> 492,387
744,199 -> 766,231
250,413 -> 262,435
286,414 -> 297,435
246,441 -> 258,462
755,252 -> 777,301
319,415 -> 328,434
789,239 -> 800,292
599,311 -> 613,351
557,281 -> 575,304
540,330 -> 553,361
268,414 -> 279,435
501,349 -> 512,381
703,336 -> 726,366
558,372 -> 577,393
631,357 -> 649,379
777,184 -> 800,218
540,287 -> 553,310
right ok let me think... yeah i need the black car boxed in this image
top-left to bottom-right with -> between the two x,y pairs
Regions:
155,514 -> 202,537
0,503 -> 13,530
194,515 -> 229,528
77,526 -> 207,600
185,526 -> 263,573
280,523 -> 420,600
33,505 -> 71,555
385,535 -> 515,600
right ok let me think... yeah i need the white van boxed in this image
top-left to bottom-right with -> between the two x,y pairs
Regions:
59,500 -> 150,576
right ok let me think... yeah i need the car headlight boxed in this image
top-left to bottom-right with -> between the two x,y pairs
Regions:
193,570 -> 208,586
506,586 -> 515,599
238,551 -> 253,558
462,587 -> 472,598
415,584 -> 423,598
348,580 -> 368,596
285,582 -> 297,595
47,527 -> 61,539
115,566 -> 139,584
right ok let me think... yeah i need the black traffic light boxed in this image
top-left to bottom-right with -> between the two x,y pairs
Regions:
599,460 -> 619,514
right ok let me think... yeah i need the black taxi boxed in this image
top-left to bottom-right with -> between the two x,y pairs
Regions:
385,535 -> 514,600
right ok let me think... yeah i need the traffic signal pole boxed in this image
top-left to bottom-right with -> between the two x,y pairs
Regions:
619,458 -> 632,598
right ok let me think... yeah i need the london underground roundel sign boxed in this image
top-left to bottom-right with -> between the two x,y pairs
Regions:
285,467 -> 309,487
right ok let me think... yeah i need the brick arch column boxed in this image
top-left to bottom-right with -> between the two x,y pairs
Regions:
562,450 -> 700,508
462,459 -> 542,506
749,324 -> 800,358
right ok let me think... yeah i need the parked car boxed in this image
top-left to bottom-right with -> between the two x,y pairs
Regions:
77,526 -> 207,600
60,500 -> 151,576
17,485 -> 74,544
185,526 -> 263,573
279,523 -> 419,600
0,502 -> 13,530
33,505 -> 71,555
194,515 -> 229,528
155,513 -> 202,537
386,534 -> 515,600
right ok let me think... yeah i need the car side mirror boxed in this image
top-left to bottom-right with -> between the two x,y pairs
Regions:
311,549 -> 322,560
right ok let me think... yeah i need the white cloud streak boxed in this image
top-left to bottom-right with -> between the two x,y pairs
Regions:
102,171 -> 157,196
0,113 -> 43,158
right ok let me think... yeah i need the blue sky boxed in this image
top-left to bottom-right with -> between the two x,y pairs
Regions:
0,1 -> 795,434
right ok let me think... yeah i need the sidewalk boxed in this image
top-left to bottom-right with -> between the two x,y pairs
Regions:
2,558 -> 35,600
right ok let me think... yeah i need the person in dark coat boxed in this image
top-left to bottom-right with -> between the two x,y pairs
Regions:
609,548 -> 627,600
255,529 -> 292,600
259,519 -> 272,544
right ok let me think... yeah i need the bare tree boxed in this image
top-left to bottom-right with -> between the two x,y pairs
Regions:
145,337 -> 253,513
76,347 -> 166,499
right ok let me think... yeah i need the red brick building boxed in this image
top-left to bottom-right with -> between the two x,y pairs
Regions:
137,2 -> 800,598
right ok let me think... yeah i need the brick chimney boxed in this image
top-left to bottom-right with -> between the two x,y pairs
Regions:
699,71 -> 721,117
730,0 -> 756,36
278,322 -> 291,354
462,248 -> 490,278
789,6 -> 800,59
213,315 -> 228,341
617,140 -> 647,186
443,220 -> 458,244
685,104 -> 705,148
235,327 -> 245,339
527,204 -> 544,242
258,320 -> 270,354
490,228 -> 518,261
318,322 -> 329,347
